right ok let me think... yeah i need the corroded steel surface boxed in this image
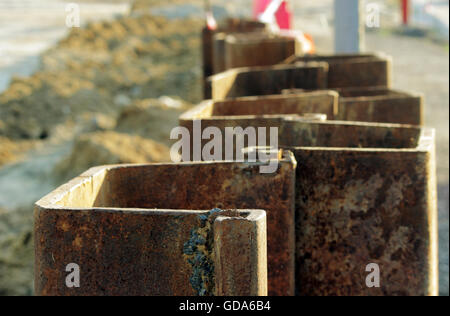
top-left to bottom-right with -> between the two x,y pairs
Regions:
202,19 -> 268,79
208,91 -> 338,118
35,205 -> 266,296
95,155 -> 296,296
205,63 -> 328,100
286,53 -> 392,89
283,87 -> 423,125
35,156 -> 296,296
180,102 -> 439,295
35,167 -> 268,296
223,33 -> 298,71
279,119 -> 421,149
214,213 -> 267,296
180,93 -> 419,154
336,87 -> 423,125
281,121 -> 438,296
202,27 -> 215,85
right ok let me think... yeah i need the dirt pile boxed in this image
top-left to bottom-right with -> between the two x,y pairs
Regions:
0,138 -> 16,167
0,207 -> 34,296
132,0 -> 202,12
115,97 -> 191,145
0,14 -> 202,142
0,137 -> 35,168
55,131 -> 171,181
54,95 -> 189,181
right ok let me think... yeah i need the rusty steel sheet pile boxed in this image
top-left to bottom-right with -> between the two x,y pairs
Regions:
221,33 -> 300,71
35,154 -> 296,296
205,63 -> 329,100
285,53 -> 393,89
203,18 -> 269,79
33,18 -> 439,297
284,87 -> 423,125
181,97 -> 438,296
280,120 -> 438,296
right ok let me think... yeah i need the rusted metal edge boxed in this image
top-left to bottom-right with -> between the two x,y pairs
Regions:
179,107 -> 438,296
283,52 -> 393,88
281,125 -> 438,296
35,156 -> 297,296
205,62 -> 329,100
35,206 -> 266,296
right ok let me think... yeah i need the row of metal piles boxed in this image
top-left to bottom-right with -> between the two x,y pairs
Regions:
34,19 -> 438,296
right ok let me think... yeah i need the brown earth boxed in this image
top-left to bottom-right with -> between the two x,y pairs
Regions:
115,97 -> 191,145
0,137 -> 36,168
0,138 -> 16,167
0,14 -> 202,142
55,131 -> 171,182
0,207 -> 34,296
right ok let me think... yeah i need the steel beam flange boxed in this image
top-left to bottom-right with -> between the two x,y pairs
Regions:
284,86 -> 424,125
281,120 -> 438,296
205,63 -> 328,100
284,53 -> 393,89
35,155 -> 297,296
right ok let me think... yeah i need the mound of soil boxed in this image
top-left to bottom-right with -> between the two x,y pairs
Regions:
0,137 -> 35,168
55,131 -> 171,181
0,138 -> 15,167
0,14 -> 202,141
115,97 -> 191,145
0,207 -> 34,296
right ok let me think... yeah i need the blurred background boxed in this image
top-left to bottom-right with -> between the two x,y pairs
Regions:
0,0 -> 448,296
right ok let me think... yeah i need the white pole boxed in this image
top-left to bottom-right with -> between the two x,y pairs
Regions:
334,0 -> 365,53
